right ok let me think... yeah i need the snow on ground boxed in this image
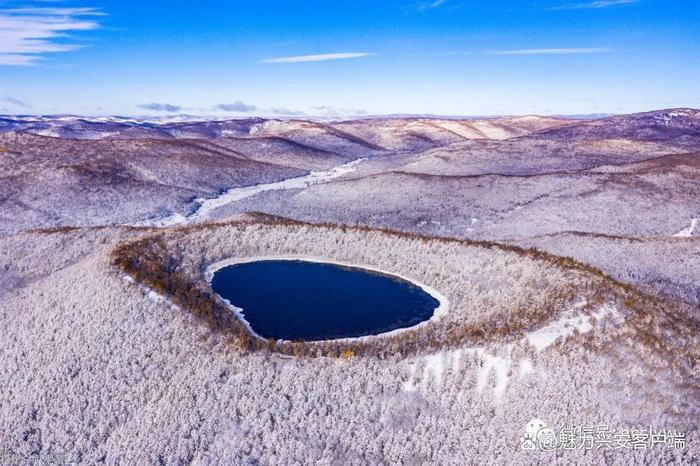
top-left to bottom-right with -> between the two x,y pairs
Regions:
402,347 -> 511,399
402,303 -> 621,400
471,347 -> 511,398
123,275 -> 178,309
673,218 -> 698,237
131,159 -> 365,228
131,212 -> 189,228
468,120 -> 514,139
523,303 -> 620,352
32,129 -> 61,138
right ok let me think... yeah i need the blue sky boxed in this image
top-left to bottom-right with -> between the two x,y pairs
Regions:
0,0 -> 698,116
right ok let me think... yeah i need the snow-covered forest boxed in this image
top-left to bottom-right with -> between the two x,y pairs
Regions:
1,111 -> 698,464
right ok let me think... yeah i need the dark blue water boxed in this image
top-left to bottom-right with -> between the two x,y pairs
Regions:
210,260 -> 440,341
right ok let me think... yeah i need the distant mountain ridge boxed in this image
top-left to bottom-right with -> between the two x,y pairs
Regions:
1,109 -> 699,154
531,108 -> 700,143
0,113 -> 573,146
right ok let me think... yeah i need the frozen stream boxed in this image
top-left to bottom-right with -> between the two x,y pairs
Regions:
133,158 -> 365,227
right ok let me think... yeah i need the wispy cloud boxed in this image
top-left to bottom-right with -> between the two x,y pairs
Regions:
213,102 -> 305,116
310,106 -> 368,117
549,0 -> 641,10
261,52 -> 375,63
492,47 -> 611,55
215,101 -> 258,112
2,7 -> 106,16
2,96 -> 31,109
138,103 -> 183,113
0,5 -> 103,66
418,0 -> 449,10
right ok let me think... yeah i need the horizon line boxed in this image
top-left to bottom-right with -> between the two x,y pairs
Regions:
4,108 -> 700,122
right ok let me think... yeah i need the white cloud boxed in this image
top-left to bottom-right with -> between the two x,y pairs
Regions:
261,52 -> 375,63
0,6 -> 102,66
310,106 -> 368,118
492,48 -> 611,55
418,0 -> 449,10
550,0 -> 641,10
